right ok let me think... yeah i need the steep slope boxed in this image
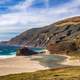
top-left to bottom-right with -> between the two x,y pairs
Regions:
8,16 -> 80,49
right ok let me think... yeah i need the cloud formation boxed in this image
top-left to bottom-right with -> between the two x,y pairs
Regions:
0,0 -> 80,41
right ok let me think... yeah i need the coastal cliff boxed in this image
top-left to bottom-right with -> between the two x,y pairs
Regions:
7,16 -> 80,47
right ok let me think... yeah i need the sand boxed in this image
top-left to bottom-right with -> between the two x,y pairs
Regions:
0,54 -> 80,76
61,55 -> 80,66
0,56 -> 49,76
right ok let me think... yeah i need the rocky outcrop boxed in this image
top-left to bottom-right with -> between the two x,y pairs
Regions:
47,41 -> 78,54
16,47 -> 38,56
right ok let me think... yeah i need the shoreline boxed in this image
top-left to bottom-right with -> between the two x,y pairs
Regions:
61,55 -> 80,66
0,55 -> 16,59
0,54 -> 66,76
0,53 -> 79,76
0,55 -> 49,76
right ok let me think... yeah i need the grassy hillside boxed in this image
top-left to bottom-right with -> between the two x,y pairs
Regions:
0,66 -> 80,80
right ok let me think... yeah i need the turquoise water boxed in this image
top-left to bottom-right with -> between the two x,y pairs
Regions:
30,48 -> 45,52
0,44 -> 19,58
0,44 -> 44,58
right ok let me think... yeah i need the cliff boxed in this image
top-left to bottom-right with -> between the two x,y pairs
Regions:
7,16 -> 80,49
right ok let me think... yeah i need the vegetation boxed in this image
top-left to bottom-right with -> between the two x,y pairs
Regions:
0,66 -> 80,80
1,16 -> 80,80
47,41 -> 78,54
68,51 -> 80,59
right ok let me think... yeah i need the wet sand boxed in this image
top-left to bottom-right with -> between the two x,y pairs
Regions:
0,54 -> 65,76
0,54 -> 79,76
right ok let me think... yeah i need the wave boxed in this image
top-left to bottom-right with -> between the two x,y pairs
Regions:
0,52 -> 16,59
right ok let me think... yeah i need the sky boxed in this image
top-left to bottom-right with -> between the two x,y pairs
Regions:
0,0 -> 80,41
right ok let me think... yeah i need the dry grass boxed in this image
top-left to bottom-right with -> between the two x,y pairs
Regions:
0,66 -> 80,80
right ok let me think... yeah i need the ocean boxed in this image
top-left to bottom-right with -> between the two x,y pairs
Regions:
0,44 -> 44,59
0,44 -> 19,59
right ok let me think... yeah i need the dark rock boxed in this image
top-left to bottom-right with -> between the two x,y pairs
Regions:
16,47 -> 38,56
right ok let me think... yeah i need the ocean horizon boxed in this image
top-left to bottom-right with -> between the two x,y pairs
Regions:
0,32 -> 20,41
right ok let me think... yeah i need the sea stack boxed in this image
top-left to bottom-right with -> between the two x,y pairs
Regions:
16,47 -> 38,56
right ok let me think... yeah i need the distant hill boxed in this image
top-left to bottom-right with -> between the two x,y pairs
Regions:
7,16 -> 80,50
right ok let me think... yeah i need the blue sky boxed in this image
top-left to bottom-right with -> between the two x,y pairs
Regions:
0,0 -> 80,41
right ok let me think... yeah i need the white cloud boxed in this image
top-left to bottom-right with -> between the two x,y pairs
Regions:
9,0 -> 35,11
0,0 -> 80,41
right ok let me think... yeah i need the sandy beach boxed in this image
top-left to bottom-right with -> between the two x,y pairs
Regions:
0,56 -> 49,76
0,54 -> 64,76
0,54 -> 80,76
61,55 -> 80,66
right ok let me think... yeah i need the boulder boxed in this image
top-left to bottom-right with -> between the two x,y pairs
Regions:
16,47 -> 38,56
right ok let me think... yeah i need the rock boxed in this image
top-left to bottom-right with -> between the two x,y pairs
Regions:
16,47 -> 38,56
47,41 -> 77,54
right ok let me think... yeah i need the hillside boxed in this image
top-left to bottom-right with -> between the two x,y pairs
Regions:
0,66 -> 80,80
7,16 -> 80,49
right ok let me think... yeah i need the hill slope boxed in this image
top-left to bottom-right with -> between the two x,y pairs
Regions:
0,67 -> 80,80
8,16 -> 80,48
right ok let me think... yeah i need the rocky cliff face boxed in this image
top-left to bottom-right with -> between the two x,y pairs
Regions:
47,41 -> 77,54
8,16 -> 80,50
